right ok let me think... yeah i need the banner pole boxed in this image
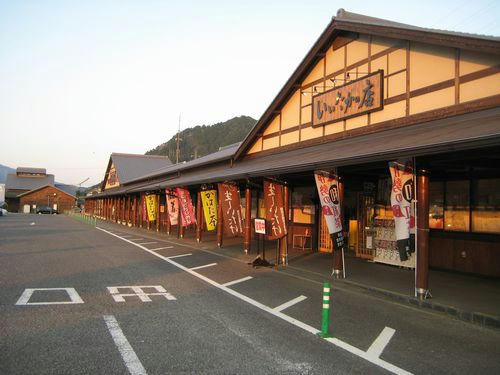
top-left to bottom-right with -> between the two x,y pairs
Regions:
342,247 -> 345,278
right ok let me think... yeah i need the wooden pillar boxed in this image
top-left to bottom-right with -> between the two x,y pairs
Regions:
416,169 -> 430,300
177,202 -> 182,238
217,190 -> 223,247
332,177 -> 344,278
244,186 -> 252,253
139,194 -> 143,228
196,191 -> 202,242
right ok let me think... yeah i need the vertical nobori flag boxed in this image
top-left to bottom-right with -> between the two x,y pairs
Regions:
145,194 -> 157,222
389,159 -> 415,261
201,190 -> 218,231
165,189 -> 179,226
263,180 -> 287,241
141,193 -> 148,222
176,187 -> 196,227
314,170 -> 345,252
217,183 -> 244,237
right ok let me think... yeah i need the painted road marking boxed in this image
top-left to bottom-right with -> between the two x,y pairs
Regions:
190,263 -> 217,271
128,238 -> 144,241
107,286 -> 177,303
273,295 -> 308,312
137,242 -> 157,245
167,253 -> 192,259
15,288 -> 84,305
366,326 -> 396,359
149,246 -> 173,251
222,276 -> 253,287
103,315 -> 147,375
97,227 -> 412,375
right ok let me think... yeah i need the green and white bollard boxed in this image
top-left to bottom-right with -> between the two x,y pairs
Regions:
318,282 -> 332,338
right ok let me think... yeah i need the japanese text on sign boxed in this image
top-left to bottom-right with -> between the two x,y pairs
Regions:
218,183 -> 244,237
165,189 -> 179,226
312,71 -> 383,127
145,194 -> 157,222
201,190 -> 218,231
263,180 -> 287,240
176,187 -> 196,227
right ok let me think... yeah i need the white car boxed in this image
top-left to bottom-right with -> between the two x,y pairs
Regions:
0,208 -> 7,216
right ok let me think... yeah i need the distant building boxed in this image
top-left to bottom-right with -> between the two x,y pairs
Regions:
4,167 -> 75,213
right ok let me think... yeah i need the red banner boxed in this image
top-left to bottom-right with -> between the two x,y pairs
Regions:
218,183 -> 243,237
263,180 -> 287,240
165,189 -> 179,226
176,187 -> 196,227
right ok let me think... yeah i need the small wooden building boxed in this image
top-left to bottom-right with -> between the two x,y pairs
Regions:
18,185 -> 76,213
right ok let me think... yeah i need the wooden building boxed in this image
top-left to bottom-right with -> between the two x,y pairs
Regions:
86,9 -> 500,299
5,167 -> 55,212
18,185 -> 76,213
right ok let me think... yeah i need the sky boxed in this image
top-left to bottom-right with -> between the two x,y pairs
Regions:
1,0 -> 499,187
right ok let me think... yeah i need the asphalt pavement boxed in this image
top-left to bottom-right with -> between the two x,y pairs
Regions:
1,214 -> 500,374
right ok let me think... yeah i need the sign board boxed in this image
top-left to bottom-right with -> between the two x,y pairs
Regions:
201,190 -> 218,231
104,163 -> 120,190
263,180 -> 287,240
312,70 -> 383,127
254,218 -> 266,234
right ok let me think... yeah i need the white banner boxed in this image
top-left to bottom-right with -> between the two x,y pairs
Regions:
314,170 -> 344,251
389,159 -> 415,261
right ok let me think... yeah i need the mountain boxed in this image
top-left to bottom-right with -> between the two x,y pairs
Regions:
0,164 -> 15,184
145,115 -> 256,162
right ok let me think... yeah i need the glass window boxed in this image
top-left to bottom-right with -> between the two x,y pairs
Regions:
292,187 -> 316,224
472,178 -> 500,233
429,182 -> 444,229
444,180 -> 470,232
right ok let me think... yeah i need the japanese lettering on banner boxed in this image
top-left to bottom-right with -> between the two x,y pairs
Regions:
165,189 -> 179,226
263,180 -> 287,241
314,170 -> 345,252
145,194 -> 157,222
389,159 -> 415,261
175,187 -> 196,227
217,183 -> 244,237
141,194 -> 147,222
201,190 -> 218,231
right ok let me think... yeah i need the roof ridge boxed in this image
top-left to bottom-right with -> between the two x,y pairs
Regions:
111,152 -> 169,159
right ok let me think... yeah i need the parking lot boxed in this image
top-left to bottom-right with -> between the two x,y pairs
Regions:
1,214 -> 500,374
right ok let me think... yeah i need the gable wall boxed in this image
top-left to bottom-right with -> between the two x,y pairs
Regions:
246,33 -> 500,156
104,162 -> 120,190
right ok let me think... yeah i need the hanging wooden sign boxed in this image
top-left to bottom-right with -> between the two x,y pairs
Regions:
263,180 -> 287,240
201,189 -> 218,231
312,70 -> 383,127
165,189 -> 179,226
176,187 -> 196,227
218,183 -> 244,237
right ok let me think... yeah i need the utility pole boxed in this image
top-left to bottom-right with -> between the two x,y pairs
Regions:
176,113 -> 181,164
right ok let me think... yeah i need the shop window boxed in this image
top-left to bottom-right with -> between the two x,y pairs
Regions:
429,182 -> 444,229
444,180 -> 470,232
472,178 -> 500,233
292,187 -> 315,224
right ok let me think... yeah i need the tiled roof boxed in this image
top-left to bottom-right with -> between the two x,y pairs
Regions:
5,174 -> 55,192
110,153 -> 172,185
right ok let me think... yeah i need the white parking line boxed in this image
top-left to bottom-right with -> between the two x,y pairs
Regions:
103,315 -> 147,375
222,276 -> 253,287
149,246 -> 173,251
273,295 -> 308,312
128,238 -> 144,241
190,263 -> 217,271
15,288 -> 84,305
137,242 -> 157,245
97,227 -> 412,375
167,253 -> 192,259
366,327 -> 396,359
